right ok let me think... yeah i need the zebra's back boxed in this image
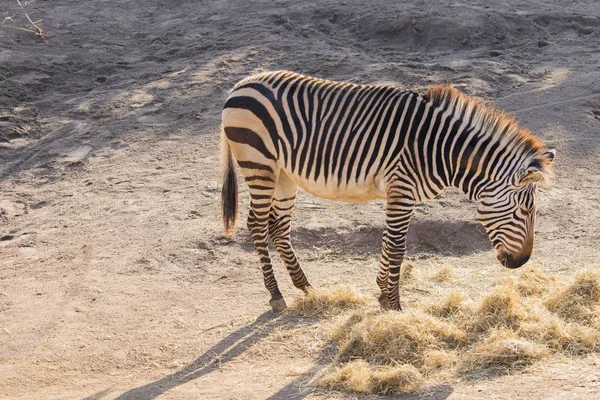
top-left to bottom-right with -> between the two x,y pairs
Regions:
223,71 -> 425,201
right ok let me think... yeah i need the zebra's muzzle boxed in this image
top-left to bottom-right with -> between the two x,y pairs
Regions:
498,251 -> 531,269
496,247 -> 508,267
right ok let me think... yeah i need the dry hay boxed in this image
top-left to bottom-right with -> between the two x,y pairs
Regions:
430,265 -> 453,282
421,348 -> 458,374
427,291 -> 470,318
468,285 -> 530,333
512,268 -> 557,297
458,329 -> 548,376
333,310 -> 466,366
313,268 -> 600,395
288,287 -> 366,317
520,316 -> 600,355
328,310 -> 368,344
544,271 -> 600,325
318,360 -> 423,395
401,261 -> 416,281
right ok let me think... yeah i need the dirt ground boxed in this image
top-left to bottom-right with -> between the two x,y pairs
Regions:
1,0 -> 599,399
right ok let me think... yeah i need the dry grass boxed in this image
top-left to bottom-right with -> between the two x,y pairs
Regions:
428,291 -> 469,318
520,317 -> 600,355
458,329 -> 548,375
312,268 -> 600,395
328,310 -> 369,344
0,0 -> 48,39
544,271 -> 600,325
288,287 -> 367,317
513,268 -> 556,296
422,349 -> 458,372
318,360 -> 424,395
469,286 -> 529,332
334,310 -> 466,366
401,261 -> 416,281
430,265 -> 453,282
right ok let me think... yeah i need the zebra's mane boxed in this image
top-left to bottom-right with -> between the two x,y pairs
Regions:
422,85 -> 553,179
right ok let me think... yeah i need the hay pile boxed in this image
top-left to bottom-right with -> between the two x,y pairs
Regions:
316,269 -> 600,395
288,287 -> 366,317
457,330 -> 548,375
319,360 -> 423,395
332,310 -> 465,366
544,271 -> 600,325
430,265 -> 453,283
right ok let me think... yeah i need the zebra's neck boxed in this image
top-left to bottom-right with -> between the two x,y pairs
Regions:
410,92 -> 541,203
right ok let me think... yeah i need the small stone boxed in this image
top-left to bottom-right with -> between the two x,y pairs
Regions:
537,39 -> 550,47
96,75 -> 107,83
489,50 -> 502,57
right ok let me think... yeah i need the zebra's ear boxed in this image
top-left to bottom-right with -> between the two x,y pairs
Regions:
518,168 -> 544,186
542,149 -> 556,163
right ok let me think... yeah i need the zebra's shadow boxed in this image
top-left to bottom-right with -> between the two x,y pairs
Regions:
112,310 -> 455,400
235,219 -> 490,258
113,311 -> 310,399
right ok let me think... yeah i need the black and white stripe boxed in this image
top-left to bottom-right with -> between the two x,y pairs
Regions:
220,71 -> 555,311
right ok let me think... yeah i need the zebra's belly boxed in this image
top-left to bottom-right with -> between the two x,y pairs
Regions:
285,171 -> 387,202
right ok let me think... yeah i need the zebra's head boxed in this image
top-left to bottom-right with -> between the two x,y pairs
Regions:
477,149 -> 555,269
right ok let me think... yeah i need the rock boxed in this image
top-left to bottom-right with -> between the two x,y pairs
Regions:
537,40 -> 550,47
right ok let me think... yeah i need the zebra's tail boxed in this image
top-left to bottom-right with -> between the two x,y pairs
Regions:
220,126 -> 238,237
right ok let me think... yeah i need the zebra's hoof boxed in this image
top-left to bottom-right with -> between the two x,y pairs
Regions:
269,298 -> 288,312
378,294 -> 391,310
302,285 -> 314,294
378,294 -> 403,311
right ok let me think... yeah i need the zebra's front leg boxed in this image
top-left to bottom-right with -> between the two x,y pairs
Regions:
378,192 -> 415,311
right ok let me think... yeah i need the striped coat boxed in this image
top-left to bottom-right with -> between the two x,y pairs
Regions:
220,71 -> 555,311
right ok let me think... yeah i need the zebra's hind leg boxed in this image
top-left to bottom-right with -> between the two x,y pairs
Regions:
269,171 -> 311,293
378,187 -> 415,311
376,234 -> 391,310
244,170 -> 288,312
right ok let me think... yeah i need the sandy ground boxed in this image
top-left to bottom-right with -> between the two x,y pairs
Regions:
1,0 -> 600,399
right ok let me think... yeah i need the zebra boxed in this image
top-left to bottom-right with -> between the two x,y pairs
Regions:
220,70 -> 555,311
